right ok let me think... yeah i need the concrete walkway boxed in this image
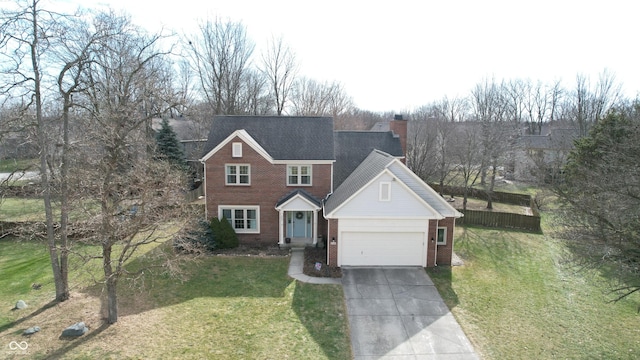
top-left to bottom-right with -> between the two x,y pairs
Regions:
287,248 -> 341,285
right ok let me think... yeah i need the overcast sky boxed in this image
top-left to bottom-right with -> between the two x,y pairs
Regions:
59,0 -> 639,112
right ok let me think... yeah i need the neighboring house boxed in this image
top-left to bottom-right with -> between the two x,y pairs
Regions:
514,128 -> 579,182
200,115 -> 462,267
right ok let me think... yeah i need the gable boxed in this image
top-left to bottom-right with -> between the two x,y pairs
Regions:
200,130 -> 272,163
201,115 -> 334,161
275,189 -> 322,211
324,149 -> 462,219
328,171 -> 441,218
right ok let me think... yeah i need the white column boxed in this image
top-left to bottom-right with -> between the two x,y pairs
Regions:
312,210 -> 318,245
278,210 -> 284,245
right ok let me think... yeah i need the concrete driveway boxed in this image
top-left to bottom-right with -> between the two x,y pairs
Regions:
342,267 -> 478,359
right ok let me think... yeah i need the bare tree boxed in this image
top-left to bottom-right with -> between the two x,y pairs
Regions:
262,35 -> 297,115
238,68 -> 270,115
504,78 -> 528,126
188,18 -> 255,115
73,12 -> 189,324
290,77 -> 354,117
470,79 -> 513,209
566,70 -> 621,137
0,0 -> 73,301
451,122 -> 483,210
433,96 -> 467,193
406,105 -> 439,181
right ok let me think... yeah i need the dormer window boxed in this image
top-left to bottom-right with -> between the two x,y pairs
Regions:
232,142 -> 242,158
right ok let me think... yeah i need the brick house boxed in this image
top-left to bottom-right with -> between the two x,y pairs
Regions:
200,115 -> 462,267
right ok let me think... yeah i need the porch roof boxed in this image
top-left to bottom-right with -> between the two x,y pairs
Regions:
275,189 -> 322,209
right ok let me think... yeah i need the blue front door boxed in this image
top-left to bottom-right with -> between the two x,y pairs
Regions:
287,211 -> 311,238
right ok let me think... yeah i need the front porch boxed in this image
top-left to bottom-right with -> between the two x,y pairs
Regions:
280,237 -> 316,249
275,189 -> 324,248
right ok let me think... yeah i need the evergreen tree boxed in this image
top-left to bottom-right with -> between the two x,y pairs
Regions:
155,118 -> 187,170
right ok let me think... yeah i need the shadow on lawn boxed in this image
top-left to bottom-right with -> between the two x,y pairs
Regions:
79,254 -> 293,317
456,225 -> 529,273
43,322 -> 110,359
291,281 -> 351,360
426,266 -> 460,310
0,300 -> 57,333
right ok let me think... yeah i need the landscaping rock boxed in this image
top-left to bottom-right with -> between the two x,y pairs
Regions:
14,300 -> 27,310
61,322 -> 88,337
24,326 -> 40,335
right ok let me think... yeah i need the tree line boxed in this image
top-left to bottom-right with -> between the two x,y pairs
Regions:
405,73 -> 628,208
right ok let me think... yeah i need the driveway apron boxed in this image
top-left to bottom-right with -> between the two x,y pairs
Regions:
342,267 -> 478,359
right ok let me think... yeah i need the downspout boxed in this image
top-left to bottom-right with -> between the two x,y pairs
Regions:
200,158 -> 208,219
433,219 -> 440,267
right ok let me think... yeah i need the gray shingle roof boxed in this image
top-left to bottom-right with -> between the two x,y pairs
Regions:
325,149 -> 462,218
324,150 -> 396,214
201,115 -> 334,160
333,131 -> 403,188
276,189 -> 322,208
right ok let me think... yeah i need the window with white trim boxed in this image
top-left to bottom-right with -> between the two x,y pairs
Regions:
226,164 -> 250,185
232,142 -> 243,158
436,227 -> 447,245
220,206 -> 259,233
287,165 -> 312,186
379,182 -> 391,201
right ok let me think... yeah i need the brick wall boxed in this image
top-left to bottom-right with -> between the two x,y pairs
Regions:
327,219 -> 338,266
427,220 -> 437,267
204,136 -> 331,245
436,217 -> 456,266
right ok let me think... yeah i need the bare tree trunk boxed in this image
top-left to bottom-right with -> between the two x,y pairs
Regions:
57,96 -> 71,301
486,161 -> 498,210
103,244 -> 118,324
24,0 -> 68,302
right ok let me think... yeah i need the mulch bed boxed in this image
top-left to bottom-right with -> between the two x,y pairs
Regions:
208,244 -> 342,278
303,247 -> 342,278
211,244 -> 290,257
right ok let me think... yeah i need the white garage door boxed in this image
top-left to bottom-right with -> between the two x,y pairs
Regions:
341,231 -> 425,266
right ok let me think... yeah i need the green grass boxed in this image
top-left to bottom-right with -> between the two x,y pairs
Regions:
0,198 -> 47,221
428,226 -> 640,359
0,197 -> 98,221
0,158 -> 38,173
0,238 -> 350,359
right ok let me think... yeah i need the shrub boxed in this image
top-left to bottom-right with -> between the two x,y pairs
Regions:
211,217 -> 239,249
174,219 -> 215,252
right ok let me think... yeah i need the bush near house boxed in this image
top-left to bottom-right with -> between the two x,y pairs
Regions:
211,216 -> 239,249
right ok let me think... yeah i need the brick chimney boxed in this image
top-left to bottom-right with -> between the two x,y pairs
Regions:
389,114 -> 407,163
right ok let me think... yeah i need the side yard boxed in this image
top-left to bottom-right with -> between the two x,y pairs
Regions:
0,238 -> 350,359
428,225 -> 640,359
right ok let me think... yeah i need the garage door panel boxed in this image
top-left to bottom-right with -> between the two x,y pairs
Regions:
341,232 -> 425,266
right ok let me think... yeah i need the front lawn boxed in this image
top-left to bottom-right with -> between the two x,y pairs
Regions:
0,158 -> 38,173
429,226 -> 640,359
0,238 -> 350,359
0,197 -> 99,221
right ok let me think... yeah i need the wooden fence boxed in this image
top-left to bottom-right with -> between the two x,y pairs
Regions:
185,185 -> 204,202
428,184 -> 542,232
429,184 -> 531,206
456,209 -> 541,232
